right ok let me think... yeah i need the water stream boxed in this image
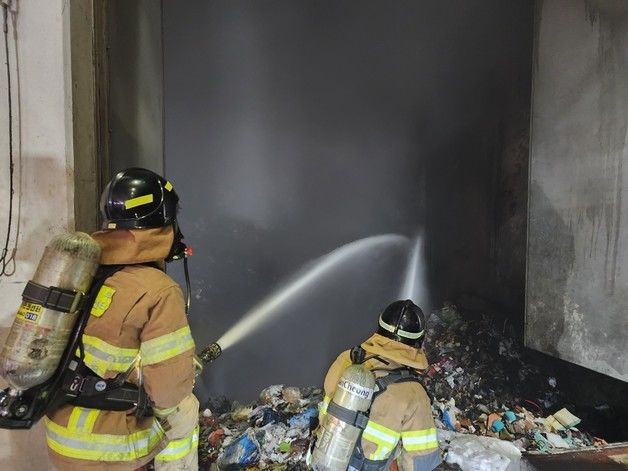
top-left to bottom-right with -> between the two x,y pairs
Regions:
216,233 -> 409,350
399,234 -> 429,309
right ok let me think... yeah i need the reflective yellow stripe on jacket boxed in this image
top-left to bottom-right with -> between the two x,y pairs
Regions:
67,407 -> 100,434
362,420 -> 401,460
141,326 -> 195,365
155,424 -> 199,462
401,427 -> 439,452
319,395 -> 331,417
80,335 -> 139,377
44,417 -> 165,461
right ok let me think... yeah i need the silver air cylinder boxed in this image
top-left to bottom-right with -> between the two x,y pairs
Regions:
311,364 -> 376,471
0,232 -> 101,391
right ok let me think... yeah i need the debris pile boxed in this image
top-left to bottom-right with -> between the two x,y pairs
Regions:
423,302 -> 609,454
198,302 -> 613,469
198,385 -> 322,470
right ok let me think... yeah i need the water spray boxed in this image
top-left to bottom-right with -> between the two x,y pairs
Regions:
214,233 -> 409,352
399,234 -> 429,309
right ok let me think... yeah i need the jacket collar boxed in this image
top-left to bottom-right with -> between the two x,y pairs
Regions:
91,226 -> 174,265
361,333 -> 429,371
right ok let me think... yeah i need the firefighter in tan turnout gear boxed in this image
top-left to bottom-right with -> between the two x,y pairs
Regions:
45,168 -> 199,470
317,300 -> 441,471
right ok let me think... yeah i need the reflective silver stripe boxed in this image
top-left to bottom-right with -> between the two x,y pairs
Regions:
140,326 -> 195,365
378,318 -> 424,339
67,407 -> 100,434
74,409 -> 89,431
155,426 -> 199,461
44,417 -> 164,461
80,335 -> 139,376
82,343 -> 138,364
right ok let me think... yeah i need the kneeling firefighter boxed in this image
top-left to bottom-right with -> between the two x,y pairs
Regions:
312,300 -> 441,471
0,168 -> 200,470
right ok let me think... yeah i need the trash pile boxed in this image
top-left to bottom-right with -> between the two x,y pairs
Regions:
423,302 -> 609,454
198,302 -> 613,469
198,385 -> 321,470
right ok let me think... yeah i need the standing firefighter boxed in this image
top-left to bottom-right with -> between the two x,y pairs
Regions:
45,168 -> 199,470
313,300 -> 440,471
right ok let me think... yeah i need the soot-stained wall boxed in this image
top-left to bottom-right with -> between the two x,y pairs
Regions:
526,0 -> 628,382
162,1 -> 533,401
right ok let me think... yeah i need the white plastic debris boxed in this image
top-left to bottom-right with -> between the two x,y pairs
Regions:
438,430 -> 521,471
446,374 -> 456,388
545,432 -> 571,448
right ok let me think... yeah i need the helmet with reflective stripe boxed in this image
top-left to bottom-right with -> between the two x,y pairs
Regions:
377,299 -> 426,348
100,168 -> 179,230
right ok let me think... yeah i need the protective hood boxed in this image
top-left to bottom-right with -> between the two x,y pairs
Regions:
91,226 -> 174,265
361,333 -> 429,371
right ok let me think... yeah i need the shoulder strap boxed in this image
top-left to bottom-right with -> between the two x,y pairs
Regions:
350,345 -> 366,364
44,265 -> 126,412
371,367 -> 423,402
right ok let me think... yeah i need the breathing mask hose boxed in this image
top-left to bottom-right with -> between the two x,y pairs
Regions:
183,256 -> 191,314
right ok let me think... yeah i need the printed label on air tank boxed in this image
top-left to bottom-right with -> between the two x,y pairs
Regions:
337,379 -> 373,400
16,303 -> 44,324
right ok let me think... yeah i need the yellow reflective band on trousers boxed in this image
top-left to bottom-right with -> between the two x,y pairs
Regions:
140,326 -> 195,365
155,424 -> 199,462
362,420 -> 401,460
319,396 -> 331,417
78,335 -> 139,377
67,407 -> 100,434
44,417 -> 165,461
401,427 -> 439,452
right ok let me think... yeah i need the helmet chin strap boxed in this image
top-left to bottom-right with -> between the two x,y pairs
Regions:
165,221 -> 192,314
393,302 -> 409,335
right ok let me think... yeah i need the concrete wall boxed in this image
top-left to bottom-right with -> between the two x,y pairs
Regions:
162,0 -> 533,402
526,0 -> 628,381
107,0 -> 164,176
0,0 -> 77,468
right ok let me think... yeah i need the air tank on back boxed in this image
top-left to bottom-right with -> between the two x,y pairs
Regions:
0,232 -> 101,391
311,364 -> 376,471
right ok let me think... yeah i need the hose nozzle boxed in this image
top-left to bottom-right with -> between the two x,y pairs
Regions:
198,342 -> 222,365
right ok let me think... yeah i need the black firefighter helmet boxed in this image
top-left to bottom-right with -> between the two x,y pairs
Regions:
377,299 -> 426,348
100,167 -> 179,230
100,168 -> 186,262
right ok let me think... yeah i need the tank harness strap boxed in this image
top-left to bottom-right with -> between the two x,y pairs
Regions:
22,281 -> 84,313
350,346 -> 391,367
350,346 -> 367,364
66,263 -> 155,417
327,401 -> 370,430
373,368 -> 417,393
